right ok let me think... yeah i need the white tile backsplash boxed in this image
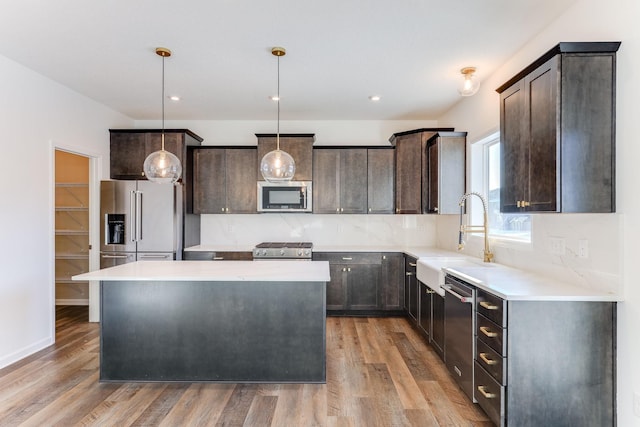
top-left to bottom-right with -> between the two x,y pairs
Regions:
201,214 -> 437,248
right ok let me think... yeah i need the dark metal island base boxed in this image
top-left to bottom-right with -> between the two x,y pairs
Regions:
74,260 -> 330,383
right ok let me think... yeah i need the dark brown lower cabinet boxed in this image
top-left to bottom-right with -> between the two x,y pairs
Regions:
314,252 -> 407,314
418,281 -> 433,339
183,251 -> 253,261
404,256 -> 418,322
430,292 -> 445,360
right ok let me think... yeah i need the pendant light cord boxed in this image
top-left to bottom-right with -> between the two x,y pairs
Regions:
161,53 -> 166,151
276,53 -> 280,151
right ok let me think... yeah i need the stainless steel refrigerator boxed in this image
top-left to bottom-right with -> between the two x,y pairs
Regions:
100,180 -> 183,268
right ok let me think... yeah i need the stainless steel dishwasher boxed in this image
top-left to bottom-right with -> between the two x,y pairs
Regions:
443,274 -> 476,402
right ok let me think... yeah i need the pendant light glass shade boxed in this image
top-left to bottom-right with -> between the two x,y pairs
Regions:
260,146 -> 296,181
260,47 -> 296,182
144,47 -> 182,184
458,66 -> 480,97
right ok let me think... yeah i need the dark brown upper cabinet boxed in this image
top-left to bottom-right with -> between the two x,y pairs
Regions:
109,129 -> 202,181
367,148 -> 395,214
389,128 -> 454,214
497,42 -> 620,213
192,147 -> 257,214
424,132 -> 467,214
256,134 -> 314,181
313,148 -> 368,214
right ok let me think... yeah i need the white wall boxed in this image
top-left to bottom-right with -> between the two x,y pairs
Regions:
437,0 -> 639,423
0,54 -> 132,368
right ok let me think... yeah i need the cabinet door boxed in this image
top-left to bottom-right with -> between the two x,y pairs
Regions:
339,149 -> 368,214
326,263 -> 347,310
225,149 -> 257,213
367,149 -> 395,214
313,149 -> 341,213
500,80 -> 527,213
418,282 -> 432,338
347,263 -> 381,310
381,253 -> 404,310
431,293 -> 445,359
405,257 -> 418,322
395,134 -> 423,214
110,133 -> 146,180
146,132 -> 183,164
426,140 -> 439,213
526,56 -> 559,212
193,149 -> 227,214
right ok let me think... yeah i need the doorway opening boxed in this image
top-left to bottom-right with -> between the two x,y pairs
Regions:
54,150 -> 91,321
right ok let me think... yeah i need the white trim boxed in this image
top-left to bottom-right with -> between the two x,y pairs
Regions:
0,336 -> 54,370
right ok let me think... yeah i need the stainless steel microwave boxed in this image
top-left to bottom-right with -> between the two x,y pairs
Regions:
257,181 -> 312,212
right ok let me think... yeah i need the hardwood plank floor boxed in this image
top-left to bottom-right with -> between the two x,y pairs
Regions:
0,306 -> 492,426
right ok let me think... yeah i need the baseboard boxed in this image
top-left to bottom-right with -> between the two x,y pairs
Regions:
0,335 -> 53,370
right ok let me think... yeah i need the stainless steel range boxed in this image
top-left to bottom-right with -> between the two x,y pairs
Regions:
253,242 -> 313,260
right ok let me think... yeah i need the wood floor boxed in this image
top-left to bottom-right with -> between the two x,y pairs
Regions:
0,306 -> 491,426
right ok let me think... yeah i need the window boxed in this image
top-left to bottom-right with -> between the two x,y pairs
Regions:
473,133 -> 531,242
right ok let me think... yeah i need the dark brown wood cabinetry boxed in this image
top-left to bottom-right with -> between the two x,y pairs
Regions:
474,288 -> 615,426
313,148 -> 368,214
381,253 -> 404,311
389,128 -> 454,214
256,134 -> 314,181
109,129 -> 202,181
425,132 -> 466,214
313,252 -> 381,312
497,42 -> 620,213
404,256 -> 418,322
192,147 -> 257,214
367,148 -> 395,214
183,251 -> 253,260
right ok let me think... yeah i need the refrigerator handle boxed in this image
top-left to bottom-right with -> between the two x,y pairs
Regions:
129,190 -> 137,243
136,190 -> 143,242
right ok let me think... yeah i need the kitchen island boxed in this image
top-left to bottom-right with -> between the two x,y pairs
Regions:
73,260 -> 330,383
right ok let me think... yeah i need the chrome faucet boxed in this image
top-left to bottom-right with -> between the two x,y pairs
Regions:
458,192 -> 493,263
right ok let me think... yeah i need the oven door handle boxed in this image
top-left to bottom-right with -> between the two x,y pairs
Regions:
442,285 -> 472,303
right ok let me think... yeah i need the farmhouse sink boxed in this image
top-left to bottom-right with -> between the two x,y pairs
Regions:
417,257 -> 494,296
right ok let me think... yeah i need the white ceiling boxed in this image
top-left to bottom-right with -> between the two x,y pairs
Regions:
0,0 -> 576,121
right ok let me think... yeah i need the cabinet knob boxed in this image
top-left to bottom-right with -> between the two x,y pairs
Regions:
336,208 -> 340,213
434,207 -> 438,212
406,272 -> 413,276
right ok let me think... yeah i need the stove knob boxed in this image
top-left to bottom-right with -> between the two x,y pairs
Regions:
280,249 -> 285,256
261,249 -> 267,256
304,249 -> 311,256
297,249 -> 303,256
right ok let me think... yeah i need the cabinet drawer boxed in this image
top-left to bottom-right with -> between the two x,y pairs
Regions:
312,252 -> 382,265
477,313 -> 506,355
476,339 -> 506,385
474,361 -> 505,427
477,289 -> 506,326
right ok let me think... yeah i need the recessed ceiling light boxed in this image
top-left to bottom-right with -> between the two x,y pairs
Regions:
169,95 -> 180,101
369,95 -> 381,101
269,95 -> 280,101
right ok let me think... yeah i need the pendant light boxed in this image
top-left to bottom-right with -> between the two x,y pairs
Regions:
260,47 -> 296,182
143,47 -> 182,184
458,66 -> 480,97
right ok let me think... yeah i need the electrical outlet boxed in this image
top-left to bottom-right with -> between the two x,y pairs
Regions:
550,237 -> 566,255
634,392 -> 640,417
578,239 -> 589,258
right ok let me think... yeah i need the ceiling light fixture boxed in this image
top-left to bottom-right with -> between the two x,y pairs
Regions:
369,95 -> 381,101
458,66 -> 480,97
260,47 -> 296,182
143,47 -> 182,184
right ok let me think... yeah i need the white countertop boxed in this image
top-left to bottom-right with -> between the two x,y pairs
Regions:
417,256 -> 620,302
72,260 -> 331,282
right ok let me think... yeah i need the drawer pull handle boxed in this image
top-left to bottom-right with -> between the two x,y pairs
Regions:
342,257 -> 353,261
409,262 -> 417,267
477,385 -> 496,399
480,301 -> 499,310
479,352 -> 498,365
213,257 -> 224,260
480,326 -> 498,338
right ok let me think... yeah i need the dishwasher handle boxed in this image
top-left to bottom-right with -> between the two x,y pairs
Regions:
442,284 -> 473,303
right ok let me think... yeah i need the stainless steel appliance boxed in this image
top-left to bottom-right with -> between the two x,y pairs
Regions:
253,242 -> 312,260
443,274 -> 476,402
257,181 -> 312,212
100,180 -> 183,268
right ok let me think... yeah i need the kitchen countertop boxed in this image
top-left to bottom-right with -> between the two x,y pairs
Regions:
72,260 -> 330,282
